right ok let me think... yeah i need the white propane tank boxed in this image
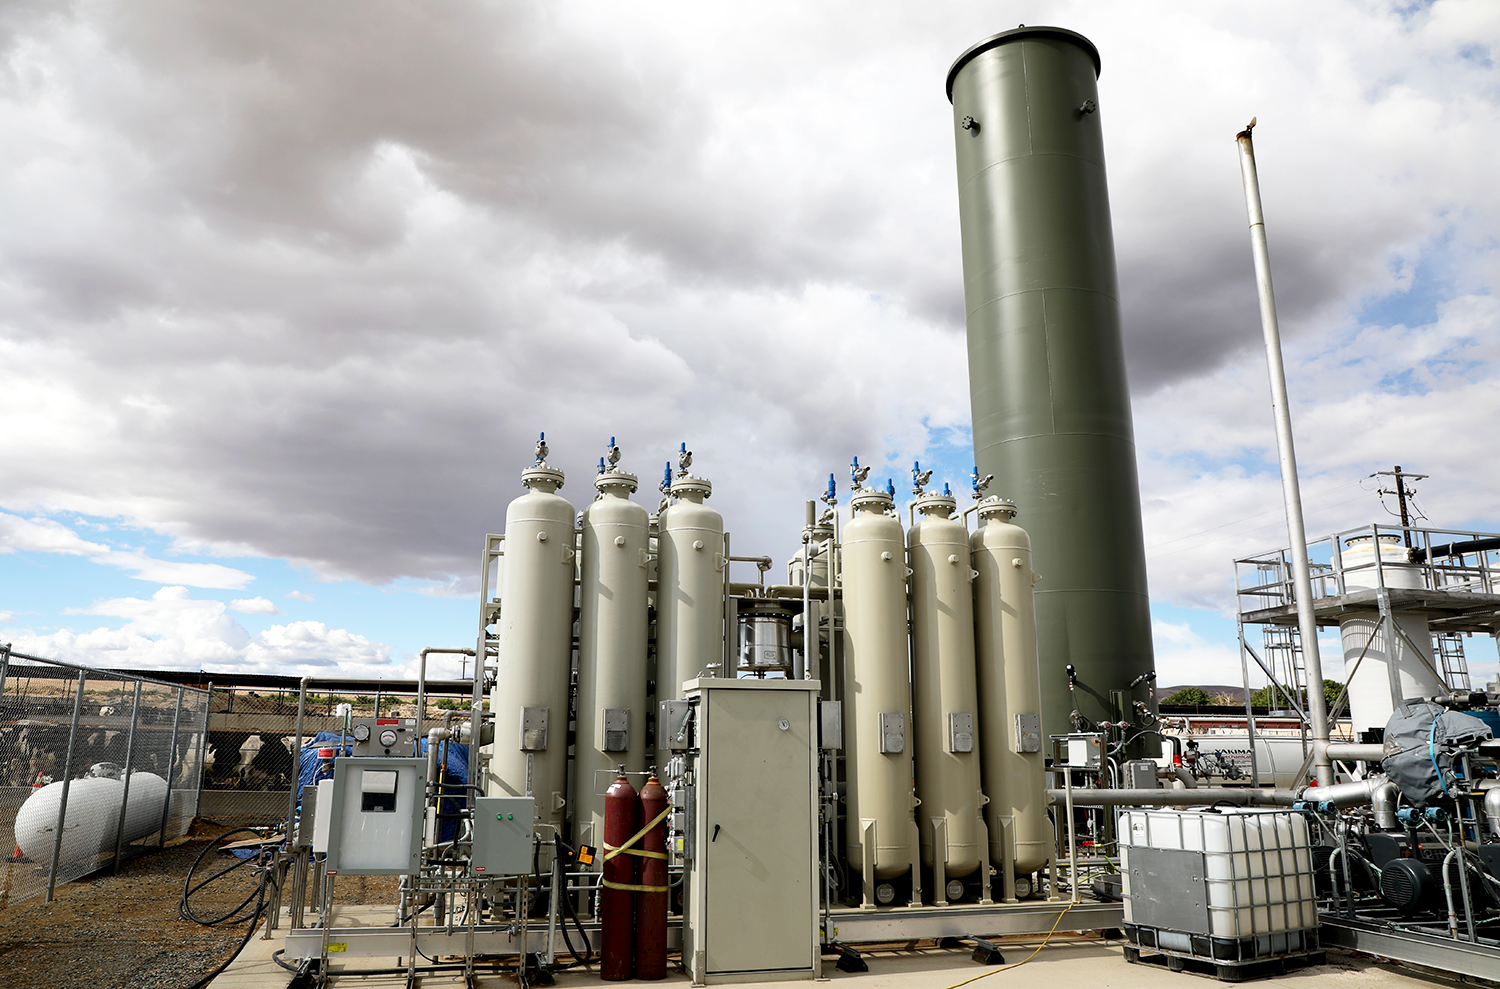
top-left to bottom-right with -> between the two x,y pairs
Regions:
655,472 -> 724,721
573,457 -> 650,852
841,486 -> 920,897
13,771 -> 169,865
908,489 -> 987,900
486,460 -> 576,838
1337,534 -> 1447,736
971,498 -> 1051,881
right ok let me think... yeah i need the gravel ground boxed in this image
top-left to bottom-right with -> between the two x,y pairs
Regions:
0,822 -> 249,989
0,821 -> 399,989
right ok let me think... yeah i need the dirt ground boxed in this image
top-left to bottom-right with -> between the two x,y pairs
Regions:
0,820 -> 399,989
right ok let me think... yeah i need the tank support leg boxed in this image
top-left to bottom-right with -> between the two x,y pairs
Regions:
932,817 -> 948,906
860,820 -> 877,910
999,815 -> 1017,903
976,811 -> 994,904
907,819 -> 923,907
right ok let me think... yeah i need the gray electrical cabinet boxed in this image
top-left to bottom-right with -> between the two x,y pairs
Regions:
325,757 -> 427,876
471,796 -> 536,876
681,678 -> 819,984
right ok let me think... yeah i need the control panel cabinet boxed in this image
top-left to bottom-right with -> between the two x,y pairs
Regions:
325,757 -> 427,875
682,679 -> 820,984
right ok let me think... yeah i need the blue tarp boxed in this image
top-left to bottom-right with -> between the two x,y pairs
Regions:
295,731 -> 470,841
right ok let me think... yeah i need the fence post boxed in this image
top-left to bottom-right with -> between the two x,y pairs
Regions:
190,684 -> 212,825
157,686 -> 185,849
0,642 -> 11,703
46,669 -> 88,902
111,679 -> 145,873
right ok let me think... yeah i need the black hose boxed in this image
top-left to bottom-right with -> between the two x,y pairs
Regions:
181,849 -> 272,989
554,834 -> 594,964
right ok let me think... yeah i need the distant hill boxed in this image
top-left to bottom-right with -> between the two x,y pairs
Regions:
1156,685 -> 1247,704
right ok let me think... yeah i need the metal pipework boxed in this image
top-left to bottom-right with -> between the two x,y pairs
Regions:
1049,773 -> 1395,809
1326,742 -> 1388,763
948,27 -> 1156,741
1235,119 -> 1333,788
416,647 -> 476,755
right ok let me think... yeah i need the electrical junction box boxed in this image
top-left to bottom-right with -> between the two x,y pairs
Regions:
1124,759 -> 1161,790
325,758 -> 426,875
681,677 -> 820,984
312,778 -> 335,854
1053,733 -> 1103,769
660,700 -> 693,751
472,796 -> 536,876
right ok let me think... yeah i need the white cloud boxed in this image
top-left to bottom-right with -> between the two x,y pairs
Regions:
12,586 -> 391,675
0,511 -> 254,589
228,596 -> 279,615
284,590 -> 315,602
0,3 -> 1497,676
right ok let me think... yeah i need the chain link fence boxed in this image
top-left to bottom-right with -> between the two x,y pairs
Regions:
199,679 -> 475,828
0,646 -> 210,907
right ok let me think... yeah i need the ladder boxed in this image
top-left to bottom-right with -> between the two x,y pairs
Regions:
1432,631 -> 1472,691
1263,624 -> 1307,709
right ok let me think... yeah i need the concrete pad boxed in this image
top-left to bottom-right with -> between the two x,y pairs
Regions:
212,910 -> 1450,988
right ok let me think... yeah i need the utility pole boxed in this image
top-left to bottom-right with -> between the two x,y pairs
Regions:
1374,465 -> 1428,547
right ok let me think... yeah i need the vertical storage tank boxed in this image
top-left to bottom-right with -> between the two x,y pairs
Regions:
908,489 -> 988,903
573,460 -> 651,851
1338,534 -> 1447,737
841,486 -> 920,904
487,461 -> 576,837
655,471 -> 725,768
948,28 -> 1156,739
971,498 -> 1050,886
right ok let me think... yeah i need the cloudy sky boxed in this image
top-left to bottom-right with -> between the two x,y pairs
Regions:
2,1 -> 1497,691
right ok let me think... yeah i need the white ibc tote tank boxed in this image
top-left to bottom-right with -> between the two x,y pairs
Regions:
971,497 -> 1051,890
908,487 -> 989,903
572,444 -> 650,851
1337,534 -> 1447,737
14,770 -> 169,865
486,455 -> 576,836
841,482 -> 920,904
655,462 -> 724,690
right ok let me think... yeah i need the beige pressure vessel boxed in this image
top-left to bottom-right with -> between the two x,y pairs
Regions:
655,472 -> 725,767
486,462 -> 576,837
1337,534 -> 1446,737
841,487 -> 920,902
909,490 -> 988,901
573,464 -> 651,852
971,497 -> 1050,882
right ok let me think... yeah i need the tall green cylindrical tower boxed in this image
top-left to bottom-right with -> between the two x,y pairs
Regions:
948,27 -> 1156,740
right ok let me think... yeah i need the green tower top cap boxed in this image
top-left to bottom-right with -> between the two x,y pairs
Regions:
946,26 -> 1102,102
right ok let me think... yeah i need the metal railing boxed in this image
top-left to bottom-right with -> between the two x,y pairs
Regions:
0,646 -> 209,905
1235,523 -> 1500,615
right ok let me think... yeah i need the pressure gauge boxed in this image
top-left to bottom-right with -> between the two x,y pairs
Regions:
352,724 -> 371,743
379,728 -> 399,748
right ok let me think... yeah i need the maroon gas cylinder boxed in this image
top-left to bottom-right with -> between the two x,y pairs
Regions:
601,771 -> 640,981
635,773 -> 669,980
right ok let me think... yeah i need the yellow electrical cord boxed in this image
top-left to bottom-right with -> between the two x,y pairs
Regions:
940,901 -> 1077,987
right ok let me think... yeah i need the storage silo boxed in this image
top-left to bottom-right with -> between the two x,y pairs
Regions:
948,27 -> 1156,739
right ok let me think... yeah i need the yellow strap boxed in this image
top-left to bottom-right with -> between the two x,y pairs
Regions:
603,846 -> 667,860
601,806 -> 672,863
601,879 -> 670,893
